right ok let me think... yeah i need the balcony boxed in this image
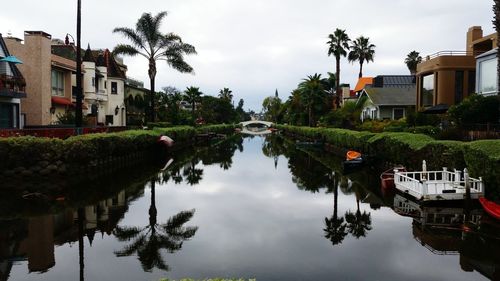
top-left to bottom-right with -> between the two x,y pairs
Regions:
0,74 -> 27,98
423,50 -> 484,61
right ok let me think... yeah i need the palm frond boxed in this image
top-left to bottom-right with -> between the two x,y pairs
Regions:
113,225 -> 143,241
112,27 -> 146,51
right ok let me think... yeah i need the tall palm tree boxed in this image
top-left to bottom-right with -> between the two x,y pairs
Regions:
327,29 -> 350,109
113,12 -> 197,122
405,51 -> 422,75
218,88 -> 233,102
298,74 -> 326,127
184,86 -> 203,115
114,179 -> 198,271
348,36 -> 376,78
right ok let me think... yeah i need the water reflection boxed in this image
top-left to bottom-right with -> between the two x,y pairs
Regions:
0,135 -> 499,281
114,179 -> 198,272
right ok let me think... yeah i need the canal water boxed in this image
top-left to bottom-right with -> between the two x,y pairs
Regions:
0,135 -> 499,281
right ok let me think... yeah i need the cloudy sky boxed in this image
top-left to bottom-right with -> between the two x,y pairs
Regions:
0,0 -> 495,111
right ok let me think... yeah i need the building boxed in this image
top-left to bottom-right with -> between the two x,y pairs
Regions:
358,87 -> 416,121
81,47 -> 127,126
125,78 -> 147,125
475,48 -> 499,96
0,34 -> 26,129
416,26 -> 497,110
4,31 -> 77,126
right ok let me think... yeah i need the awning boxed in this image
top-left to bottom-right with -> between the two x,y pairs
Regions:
51,96 -> 73,106
0,56 -> 23,64
422,103 -> 449,114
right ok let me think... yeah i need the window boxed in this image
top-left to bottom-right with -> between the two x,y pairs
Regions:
421,74 -> 434,107
0,103 -> 19,128
468,71 -> 476,95
106,115 -> 114,125
111,82 -> 118,94
393,108 -> 405,120
454,71 -> 464,104
92,77 -> 95,87
478,58 -> 497,95
51,70 -> 65,96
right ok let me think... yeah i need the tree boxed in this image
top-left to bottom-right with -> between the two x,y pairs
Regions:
348,36 -> 376,78
298,74 -> 327,127
327,29 -> 350,109
218,87 -> 233,102
405,51 -> 422,75
324,172 -> 348,246
184,86 -> 203,116
113,12 -> 197,122
494,1 -> 500,94
262,91 -> 282,124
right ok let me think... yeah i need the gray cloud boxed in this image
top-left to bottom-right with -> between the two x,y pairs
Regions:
0,0 -> 494,110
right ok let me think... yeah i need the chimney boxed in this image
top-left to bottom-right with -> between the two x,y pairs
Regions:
466,26 -> 483,53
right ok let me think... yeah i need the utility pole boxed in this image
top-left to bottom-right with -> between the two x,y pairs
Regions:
75,0 -> 83,129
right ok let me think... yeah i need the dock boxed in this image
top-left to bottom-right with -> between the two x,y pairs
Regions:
394,161 -> 484,201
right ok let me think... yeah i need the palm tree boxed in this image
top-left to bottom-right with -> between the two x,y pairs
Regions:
405,51 -> 422,75
183,158 -> 204,185
114,179 -> 198,271
113,12 -> 197,122
184,86 -> 203,116
298,74 -> 326,127
348,36 -> 376,78
327,29 -> 350,109
218,88 -> 233,102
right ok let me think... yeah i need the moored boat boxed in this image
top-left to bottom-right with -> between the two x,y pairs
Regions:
479,197 -> 500,220
380,166 -> 406,190
343,150 -> 364,172
346,150 -> 361,161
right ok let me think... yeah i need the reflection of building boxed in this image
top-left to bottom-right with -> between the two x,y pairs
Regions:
0,191 -> 128,276
416,26 -> 497,110
393,195 -> 500,280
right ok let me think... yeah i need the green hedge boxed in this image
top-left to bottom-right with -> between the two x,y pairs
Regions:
0,125 -> 236,172
277,125 -> 500,194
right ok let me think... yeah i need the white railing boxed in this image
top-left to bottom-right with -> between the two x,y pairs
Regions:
394,163 -> 484,198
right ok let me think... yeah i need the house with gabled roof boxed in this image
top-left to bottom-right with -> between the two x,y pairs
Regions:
0,33 -> 26,128
357,87 -> 416,121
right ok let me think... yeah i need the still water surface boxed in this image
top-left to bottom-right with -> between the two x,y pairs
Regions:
1,135 -> 499,281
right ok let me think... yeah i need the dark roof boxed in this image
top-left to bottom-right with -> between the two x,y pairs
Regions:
363,87 -> 416,106
83,44 -> 95,62
92,49 -> 126,79
373,75 -> 416,88
51,45 -> 77,61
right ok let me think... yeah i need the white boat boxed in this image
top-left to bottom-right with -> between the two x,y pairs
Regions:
394,160 -> 484,201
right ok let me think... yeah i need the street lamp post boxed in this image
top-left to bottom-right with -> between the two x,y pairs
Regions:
75,0 -> 83,129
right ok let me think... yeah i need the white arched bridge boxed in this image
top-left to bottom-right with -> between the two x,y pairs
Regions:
239,121 -> 275,135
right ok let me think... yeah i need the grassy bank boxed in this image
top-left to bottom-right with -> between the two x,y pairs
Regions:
277,125 -> 500,196
0,125 -> 236,178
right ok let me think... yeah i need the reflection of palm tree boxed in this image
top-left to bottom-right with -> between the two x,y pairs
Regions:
77,208 -> 85,281
324,172 -> 348,246
183,159 -> 203,185
114,179 -> 198,271
345,189 -> 372,239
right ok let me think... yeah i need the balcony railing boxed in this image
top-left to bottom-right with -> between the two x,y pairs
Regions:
424,50 -> 485,61
0,74 -> 26,92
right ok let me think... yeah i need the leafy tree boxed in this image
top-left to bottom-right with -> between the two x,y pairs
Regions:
327,29 -> 350,109
262,91 -> 282,124
199,95 -> 236,124
405,51 -> 422,75
235,98 -> 250,122
448,94 -> 500,125
113,12 -> 197,122
348,36 -> 376,78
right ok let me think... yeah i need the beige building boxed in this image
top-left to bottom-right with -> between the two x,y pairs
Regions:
4,31 -> 76,126
416,26 -> 497,110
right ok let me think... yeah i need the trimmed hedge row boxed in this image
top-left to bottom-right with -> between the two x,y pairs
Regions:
277,125 -> 500,193
0,125 -> 236,173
